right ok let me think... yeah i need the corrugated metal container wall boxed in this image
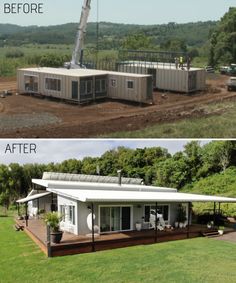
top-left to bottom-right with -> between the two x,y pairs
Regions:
196,70 -> 206,91
107,74 -> 151,103
17,68 -> 152,104
156,69 -> 188,92
117,64 -> 206,93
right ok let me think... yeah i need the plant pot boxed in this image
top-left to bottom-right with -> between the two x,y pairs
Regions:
51,231 -> 63,244
136,223 -> 142,231
175,222 -> 179,228
179,222 -> 184,229
218,230 -> 224,236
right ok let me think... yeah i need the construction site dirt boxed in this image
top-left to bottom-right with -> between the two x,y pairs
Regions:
0,74 -> 235,138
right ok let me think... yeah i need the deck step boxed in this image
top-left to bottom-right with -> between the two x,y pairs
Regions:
202,230 -> 219,238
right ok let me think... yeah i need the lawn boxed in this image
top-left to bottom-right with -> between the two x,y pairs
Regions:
0,216 -> 236,283
104,101 -> 236,138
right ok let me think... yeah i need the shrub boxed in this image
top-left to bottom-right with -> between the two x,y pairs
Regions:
5,49 -> 24,58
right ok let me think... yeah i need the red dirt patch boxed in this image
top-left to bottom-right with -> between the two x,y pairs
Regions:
0,74 -> 235,138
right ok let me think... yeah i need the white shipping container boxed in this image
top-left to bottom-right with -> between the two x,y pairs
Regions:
117,62 -> 206,93
17,67 -> 153,104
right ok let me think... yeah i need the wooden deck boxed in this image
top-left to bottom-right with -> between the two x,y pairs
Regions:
15,218 -> 214,257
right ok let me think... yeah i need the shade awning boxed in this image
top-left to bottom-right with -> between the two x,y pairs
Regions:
47,188 -> 236,203
16,192 -> 51,204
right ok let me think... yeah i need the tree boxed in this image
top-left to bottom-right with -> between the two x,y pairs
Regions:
39,53 -> 70,67
200,141 -> 234,176
183,141 -> 202,181
160,39 -> 187,53
156,152 -> 189,189
122,33 -> 153,50
209,7 -> 236,66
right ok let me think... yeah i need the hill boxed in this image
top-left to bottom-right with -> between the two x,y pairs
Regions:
0,21 -> 217,48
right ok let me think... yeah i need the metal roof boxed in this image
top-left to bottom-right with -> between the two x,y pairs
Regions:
16,192 -> 51,203
32,174 -> 236,203
18,67 -> 151,78
33,178 -> 177,193
47,187 -> 236,203
42,172 -> 143,185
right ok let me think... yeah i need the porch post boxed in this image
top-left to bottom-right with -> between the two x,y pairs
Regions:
51,194 -> 54,212
17,203 -> 20,216
218,202 -> 221,213
46,224 -> 52,258
37,197 -> 40,219
155,202 -> 158,243
187,202 -> 191,238
25,202 -> 28,227
91,203 -> 95,252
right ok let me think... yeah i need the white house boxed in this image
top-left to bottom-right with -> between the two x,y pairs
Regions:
17,172 -> 236,236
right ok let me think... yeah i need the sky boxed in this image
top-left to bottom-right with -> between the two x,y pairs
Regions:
0,139 -> 211,165
0,0 -> 235,26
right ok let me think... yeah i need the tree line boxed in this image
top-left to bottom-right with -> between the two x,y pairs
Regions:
1,141 -> 236,211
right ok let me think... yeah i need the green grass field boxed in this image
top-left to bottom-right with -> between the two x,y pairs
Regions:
104,101 -> 236,138
1,216 -> 236,283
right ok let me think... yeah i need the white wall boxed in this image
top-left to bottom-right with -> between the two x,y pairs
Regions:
56,200 -> 192,236
57,195 -> 78,235
27,195 -> 52,217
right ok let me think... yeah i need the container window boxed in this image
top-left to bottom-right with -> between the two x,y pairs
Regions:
80,79 -> 93,95
110,79 -> 117,88
45,78 -> 61,91
95,79 -> 107,93
127,80 -> 134,89
24,75 -> 38,92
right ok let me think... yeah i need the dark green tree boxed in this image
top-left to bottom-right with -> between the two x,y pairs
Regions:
122,33 -> 153,50
209,7 -> 236,66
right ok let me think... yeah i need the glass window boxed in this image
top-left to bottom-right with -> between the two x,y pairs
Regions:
68,206 -> 75,225
95,79 -> 106,93
100,207 -> 111,232
60,205 -> 65,222
100,206 -> 131,233
87,80 -> 92,94
80,79 -> 93,95
101,79 -> 106,92
80,80 -> 86,95
145,205 -> 169,222
144,206 -> 150,222
111,79 -> 117,88
127,80 -> 134,89
45,78 -> 61,91
24,75 -> 38,92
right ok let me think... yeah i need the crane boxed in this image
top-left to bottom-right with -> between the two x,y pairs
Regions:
66,0 -> 92,69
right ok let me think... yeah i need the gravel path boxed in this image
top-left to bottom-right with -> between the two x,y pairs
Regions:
214,231 -> 236,244
0,112 -> 61,130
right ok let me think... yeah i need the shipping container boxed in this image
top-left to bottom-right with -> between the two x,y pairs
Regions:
118,61 -> 206,93
17,67 -> 153,104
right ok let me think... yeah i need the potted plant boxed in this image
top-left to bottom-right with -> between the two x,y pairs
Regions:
207,221 -> 214,229
135,221 -> 142,231
176,205 -> 187,229
44,212 -> 63,244
218,226 -> 225,236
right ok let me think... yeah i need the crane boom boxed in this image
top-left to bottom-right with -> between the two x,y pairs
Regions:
70,0 -> 91,68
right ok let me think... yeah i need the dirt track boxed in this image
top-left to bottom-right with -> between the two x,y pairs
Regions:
0,74 -> 235,138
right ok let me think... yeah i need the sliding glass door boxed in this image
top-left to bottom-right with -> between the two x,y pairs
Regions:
100,206 -> 131,233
